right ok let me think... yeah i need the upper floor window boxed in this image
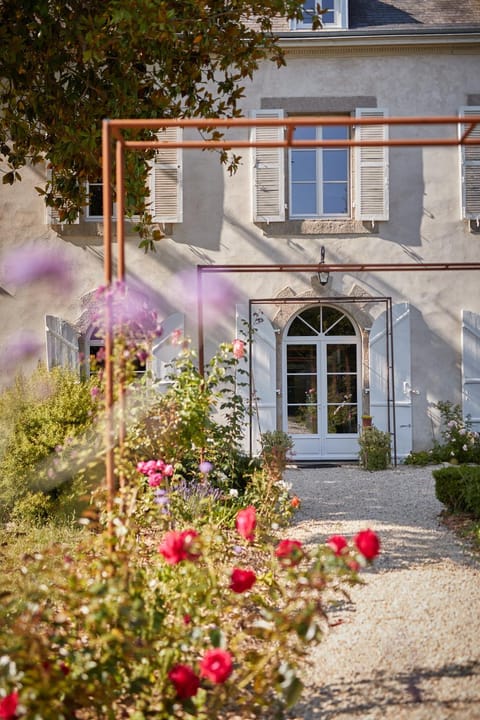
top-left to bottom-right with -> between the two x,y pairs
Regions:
46,127 -> 183,226
294,0 -> 349,30
85,179 -> 115,220
289,124 -> 349,218
251,108 -> 389,224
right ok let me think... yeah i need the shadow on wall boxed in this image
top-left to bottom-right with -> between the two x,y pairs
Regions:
171,147 -> 225,253
382,147 -> 424,248
409,304 -> 462,450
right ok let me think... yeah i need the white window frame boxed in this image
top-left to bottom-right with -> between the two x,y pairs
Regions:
292,0 -> 349,30
288,123 -> 350,219
85,179 -> 117,221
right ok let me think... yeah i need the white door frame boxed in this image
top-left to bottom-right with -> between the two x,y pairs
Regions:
282,305 -> 362,461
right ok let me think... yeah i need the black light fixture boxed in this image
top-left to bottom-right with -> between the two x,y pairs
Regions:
317,245 -> 330,286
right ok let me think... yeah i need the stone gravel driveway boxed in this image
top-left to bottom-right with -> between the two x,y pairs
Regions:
284,464 -> 480,720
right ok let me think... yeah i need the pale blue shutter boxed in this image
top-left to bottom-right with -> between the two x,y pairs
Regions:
151,312 -> 185,388
462,310 -> 480,432
150,127 -> 183,223
45,315 -> 80,371
251,110 -> 285,222
369,303 -> 412,459
236,305 -> 277,454
459,107 -> 480,220
355,108 -> 389,221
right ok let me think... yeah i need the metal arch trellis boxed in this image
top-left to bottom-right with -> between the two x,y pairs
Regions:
101,113 -> 480,511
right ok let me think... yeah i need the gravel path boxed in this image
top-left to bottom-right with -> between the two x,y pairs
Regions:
284,464 -> 480,720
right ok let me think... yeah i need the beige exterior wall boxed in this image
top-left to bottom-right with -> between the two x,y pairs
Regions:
1,35 -> 479,453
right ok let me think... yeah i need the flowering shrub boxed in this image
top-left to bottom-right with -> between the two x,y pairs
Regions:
0,491 -> 380,719
435,400 -> 480,464
405,401 -> 480,466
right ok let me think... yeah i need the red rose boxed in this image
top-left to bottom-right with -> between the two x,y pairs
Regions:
327,535 -> 348,556
199,649 -> 233,684
355,529 -> 380,560
235,506 -> 256,542
229,568 -> 256,593
275,539 -> 304,566
168,664 -> 200,699
290,495 -> 301,508
0,692 -> 18,720
158,529 -> 199,564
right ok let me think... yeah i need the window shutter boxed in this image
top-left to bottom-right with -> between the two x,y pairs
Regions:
251,109 -> 285,222
45,315 -> 80,371
459,107 -> 480,220
151,312 -> 185,388
355,108 -> 389,221
45,170 -> 80,225
236,305 -> 277,455
150,127 -> 183,223
462,310 -> 480,432
369,303 -> 412,459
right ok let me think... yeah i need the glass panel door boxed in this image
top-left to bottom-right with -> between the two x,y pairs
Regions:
286,344 -> 318,434
326,343 -> 358,433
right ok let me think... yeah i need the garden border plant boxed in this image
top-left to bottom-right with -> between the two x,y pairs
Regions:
0,288 -> 382,719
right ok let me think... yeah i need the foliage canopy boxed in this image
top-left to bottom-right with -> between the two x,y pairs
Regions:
0,0 -> 312,226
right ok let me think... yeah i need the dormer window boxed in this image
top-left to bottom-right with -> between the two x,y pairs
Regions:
294,0 -> 349,30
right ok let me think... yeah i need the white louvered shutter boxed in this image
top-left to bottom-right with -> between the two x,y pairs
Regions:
459,107 -> 480,220
462,310 -> 480,432
45,315 -> 80,371
369,303 -> 412,460
251,109 -> 285,222
355,108 -> 389,221
150,127 -> 183,223
151,312 -> 185,389
45,170 -> 80,224
236,305 -> 277,455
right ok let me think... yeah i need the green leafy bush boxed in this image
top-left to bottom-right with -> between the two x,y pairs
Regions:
433,465 -> 480,517
0,365 -> 99,523
433,466 -> 469,512
358,426 -> 391,471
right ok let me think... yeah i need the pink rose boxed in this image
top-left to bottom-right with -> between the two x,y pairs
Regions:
147,473 -> 163,487
158,529 -> 200,564
235,506 -> 256,542
199,649 -> 233,684
168,664 -> 200,699
0,692 -> 18,720
355,529 -> 380,560
229,568 -> 256,593
327,535 -> 348,556
275,539 -> 304,566
232,338 -> 245,359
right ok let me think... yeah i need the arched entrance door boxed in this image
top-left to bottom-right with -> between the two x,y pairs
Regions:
282,305 -> 361,460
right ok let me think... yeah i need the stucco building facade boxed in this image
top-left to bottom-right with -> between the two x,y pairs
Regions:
1,0 -> 480,462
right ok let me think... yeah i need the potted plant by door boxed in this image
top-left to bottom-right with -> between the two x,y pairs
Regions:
358,426 -> 391,471
361,414 -> 373,428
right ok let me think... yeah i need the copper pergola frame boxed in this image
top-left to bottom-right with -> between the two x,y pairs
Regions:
101,113 -> 480,510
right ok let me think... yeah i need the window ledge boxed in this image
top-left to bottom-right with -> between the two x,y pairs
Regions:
256,219 -> 379,236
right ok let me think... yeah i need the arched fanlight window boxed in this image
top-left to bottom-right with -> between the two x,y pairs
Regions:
288,306 -> 356,336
